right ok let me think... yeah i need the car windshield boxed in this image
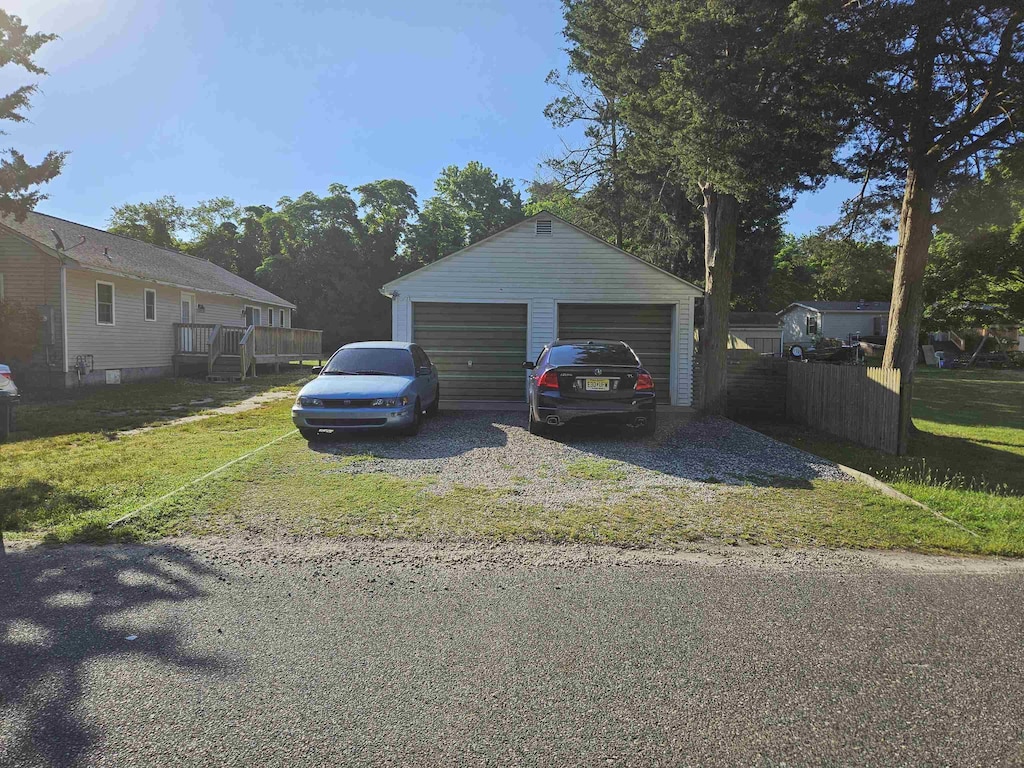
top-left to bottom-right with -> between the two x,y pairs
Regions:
548,343 -> 638,367
322,348 -> 414,377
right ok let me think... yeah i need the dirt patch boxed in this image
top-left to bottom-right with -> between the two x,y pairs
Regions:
119,391 -> 294,436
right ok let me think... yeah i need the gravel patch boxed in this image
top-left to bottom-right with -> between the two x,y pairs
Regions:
311,411 -> 849,507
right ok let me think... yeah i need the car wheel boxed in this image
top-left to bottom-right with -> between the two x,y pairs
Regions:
426,385 -> 440,416
639,412 -> 657,437
299,427 -> 321,441
528,411 -> 547,437
403,400 -> 422,436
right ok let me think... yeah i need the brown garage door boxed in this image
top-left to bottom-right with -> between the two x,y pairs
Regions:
558,303 -> 674,399
412,302 -> 528,401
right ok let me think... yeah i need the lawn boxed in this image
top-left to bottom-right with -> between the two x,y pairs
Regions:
755,367 -> 1024,553
1,368 -> 1014,555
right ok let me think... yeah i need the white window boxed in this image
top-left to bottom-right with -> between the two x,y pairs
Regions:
806,314 -> 818,336
268,309 -> 276,327
96,281 -> 115,325
144,288 -> 156,321
283,309 -> 290,328
244,305 -> 262,327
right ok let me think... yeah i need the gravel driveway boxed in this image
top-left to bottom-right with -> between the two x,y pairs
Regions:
313,411 -> 848,507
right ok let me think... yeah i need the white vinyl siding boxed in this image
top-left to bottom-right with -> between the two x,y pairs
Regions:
63,268 -> 288,371
822,312 -> 886,342
385,217 -> 702,406
96,282 -> 115,325
144,288 -> 156,321
0,231 -> 65,367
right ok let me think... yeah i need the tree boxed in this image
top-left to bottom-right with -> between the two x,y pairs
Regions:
108,195 -> 188,248
767,233 -> 895,309
837,3 -> 1023,452
0,10 -> 65,220
559,0 -> 854,413
406,162 -> 524,264
924,149 -> 1024,331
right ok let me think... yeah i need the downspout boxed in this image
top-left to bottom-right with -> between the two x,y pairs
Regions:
60,262 -> 69,375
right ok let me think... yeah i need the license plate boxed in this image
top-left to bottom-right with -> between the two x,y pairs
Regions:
585,378 -> 610,391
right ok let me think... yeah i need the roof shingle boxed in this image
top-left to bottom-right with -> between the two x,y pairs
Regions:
0,211 -> 295,309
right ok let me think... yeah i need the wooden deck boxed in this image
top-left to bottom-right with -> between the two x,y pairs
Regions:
173,323 -> 323,380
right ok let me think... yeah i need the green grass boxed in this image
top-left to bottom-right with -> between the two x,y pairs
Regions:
2,366 -> 1021,555
754,367 -> 1024,553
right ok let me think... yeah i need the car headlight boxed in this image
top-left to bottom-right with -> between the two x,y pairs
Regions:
371,396 -> 409,407
297,396 -> 324,407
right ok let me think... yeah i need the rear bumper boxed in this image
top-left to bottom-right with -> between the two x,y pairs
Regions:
292,404 -> 415,431
533,394 -> 655,426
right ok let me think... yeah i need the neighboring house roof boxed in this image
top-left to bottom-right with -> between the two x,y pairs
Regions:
777,300 -> 890,315
0,211 -> 296,309
381,211 -> 705,295
729,311 -> 780,327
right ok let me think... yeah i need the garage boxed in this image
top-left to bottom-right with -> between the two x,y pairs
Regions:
382,213 -> 703,406
558,304 -> 673,399
412,302 -> 528,401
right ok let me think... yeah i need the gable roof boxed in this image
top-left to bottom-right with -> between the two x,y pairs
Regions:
0,211 -> 296,309
778,300 -> 890,315
729,311 -> 780,327
381,211 -> 704,295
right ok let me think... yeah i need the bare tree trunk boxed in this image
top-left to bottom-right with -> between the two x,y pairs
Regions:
883,161 -> 936,454
701,187 -> 739,416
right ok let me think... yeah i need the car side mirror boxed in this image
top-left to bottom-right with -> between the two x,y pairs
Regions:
417,366 -> 431,377
522,361 -> 535,370
312,366 -> 323,375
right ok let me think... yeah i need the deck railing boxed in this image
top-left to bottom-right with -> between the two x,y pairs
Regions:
175,323 -> 323,379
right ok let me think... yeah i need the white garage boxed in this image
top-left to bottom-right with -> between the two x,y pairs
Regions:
380,213 -> 703,405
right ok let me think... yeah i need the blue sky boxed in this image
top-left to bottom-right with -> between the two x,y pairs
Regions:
5,0 -> 850,235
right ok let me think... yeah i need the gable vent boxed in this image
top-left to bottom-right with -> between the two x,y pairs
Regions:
535,219 -> 553,236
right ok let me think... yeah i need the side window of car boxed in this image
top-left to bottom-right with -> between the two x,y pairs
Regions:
412,346 -> 428,370
417,346 -> 433,368
535,347 -> 548,368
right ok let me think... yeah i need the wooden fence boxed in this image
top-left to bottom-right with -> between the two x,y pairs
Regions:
786,362 -> 901,454
693,354 -> 788,419
693,355 -> 903,454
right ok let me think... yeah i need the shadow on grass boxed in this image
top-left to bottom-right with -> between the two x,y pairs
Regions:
0,480 -> 102,534
10,371 -> 310,443
0,540 -> 229,765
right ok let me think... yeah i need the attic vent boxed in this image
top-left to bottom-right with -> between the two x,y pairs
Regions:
535,219 -> 553,236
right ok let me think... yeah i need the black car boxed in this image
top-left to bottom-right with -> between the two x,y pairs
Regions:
523,340 -> 656,436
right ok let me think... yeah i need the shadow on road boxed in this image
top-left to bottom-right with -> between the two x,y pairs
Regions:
0,542 -> 228,765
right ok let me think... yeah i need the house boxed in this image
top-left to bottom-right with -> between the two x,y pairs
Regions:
778,300 -> 890,347
380,212 -> 704,406
0,211 -> 321,387
693,312 -> 783,355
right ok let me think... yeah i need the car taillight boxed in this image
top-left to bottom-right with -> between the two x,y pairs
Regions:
635,372 -> 654,390
536,369 -> 560,390
0,372 -> 11,381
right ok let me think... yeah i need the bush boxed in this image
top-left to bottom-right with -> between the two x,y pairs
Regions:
0,300 -> 42,363
1009,351 -> 1024,369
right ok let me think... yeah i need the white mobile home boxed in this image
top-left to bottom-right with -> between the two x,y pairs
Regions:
380,213 -> 703,406
778,301 -> 890,347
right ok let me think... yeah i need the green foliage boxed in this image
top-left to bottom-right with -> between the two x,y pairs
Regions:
406,162 -> 524,264
107,195 -> 188,248
0,298 -> 41,362
924,149 -> 1024,330
0,10 -> 65,220
768,233 -> 895,309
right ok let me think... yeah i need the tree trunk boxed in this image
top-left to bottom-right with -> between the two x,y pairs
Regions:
883,161 -> 936,454
701,187 -> 739,416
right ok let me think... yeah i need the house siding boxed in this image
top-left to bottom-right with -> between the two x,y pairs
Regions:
386,218 -> 702,406
64,266 -> 287,380
821,311 -> 887,341
0,231 -> 64,370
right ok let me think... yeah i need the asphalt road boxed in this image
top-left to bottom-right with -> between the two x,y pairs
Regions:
2,538 -> 1023,767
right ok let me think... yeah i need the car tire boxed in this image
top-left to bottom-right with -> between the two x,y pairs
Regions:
528,411 -> 547,437
426,385 -> 440,417
402,400 -> 421,436
640,412 -> 657,438
299,427 -> 321,441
